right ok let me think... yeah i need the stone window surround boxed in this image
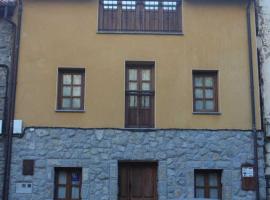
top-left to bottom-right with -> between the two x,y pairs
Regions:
45,159 -> 234,200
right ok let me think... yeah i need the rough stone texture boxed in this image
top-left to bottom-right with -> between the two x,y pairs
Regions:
257,1 -> 270,198
0,19 -> 13,200
9,128 -> 266,200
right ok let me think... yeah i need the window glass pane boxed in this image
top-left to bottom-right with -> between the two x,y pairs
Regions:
196,188 -> 205,198
63,74 -> 72,84
58,186 -> 66,198
162,1 -> 177,10
142,96 -> 150,108
195,100 -> 203,111
195,174 -> 204,187
103,0 -> 118,9
205,77 -> 213,87
145,1 -> 159,10
142,82 -> 151,91
122,0 -> 136,10
195,89 -> 203,98
129,82 -> 137,90
72,172 -> 80,185
210,188 -> 218,198
209,173 -> 218,186
205,89 -> 214,98
58,171 -> 67,184
73,75 -> 82,85
129,69 -> 137,81
129,96 -> 137,108
73,86 -> 81,97
63,86 -> 72,96
205,100 -> 214,110
73,98 -> 81,108
142,69 -> 151,81
72,187 -> 80,199
62,98 -> 71,108
194,77 -> 203,87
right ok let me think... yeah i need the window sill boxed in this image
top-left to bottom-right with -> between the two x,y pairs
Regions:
97,30 -> 184,36
55,109 -> 85,113
192,112 -> 221,115
124,128 -> 156,131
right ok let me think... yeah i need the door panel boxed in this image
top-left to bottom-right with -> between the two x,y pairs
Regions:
119,163 -> 157,200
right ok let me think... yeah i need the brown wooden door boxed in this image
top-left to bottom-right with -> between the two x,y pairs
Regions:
119,162 -> 157,200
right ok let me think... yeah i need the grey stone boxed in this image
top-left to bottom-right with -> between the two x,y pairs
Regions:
0,20 -> 14,200
6,129 -> 266,200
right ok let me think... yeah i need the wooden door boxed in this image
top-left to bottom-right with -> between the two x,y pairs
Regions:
119,162 -> 157,200
125,62 -> 155,128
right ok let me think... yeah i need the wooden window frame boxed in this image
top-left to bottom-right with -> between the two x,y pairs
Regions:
192,71 -> 218,113
54,167 -> 82,200
194,169 -> 222,199
57,68 -> 85,111
125,61 -> 155,128
98,0 -> 183,34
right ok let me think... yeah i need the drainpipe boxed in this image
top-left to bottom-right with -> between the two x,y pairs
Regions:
246,0 -> 260,199
0,65 -> 9,134
2,0 -> 22,200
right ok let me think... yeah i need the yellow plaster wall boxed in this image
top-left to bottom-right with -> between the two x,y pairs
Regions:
15,0 -> 261,129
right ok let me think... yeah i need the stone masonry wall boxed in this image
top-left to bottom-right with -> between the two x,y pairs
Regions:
257,0 -> 270,198
0,19 -> 13,200
9,128 -> 265,200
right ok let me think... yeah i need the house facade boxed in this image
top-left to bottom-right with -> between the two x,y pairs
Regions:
0,0 -> 267,199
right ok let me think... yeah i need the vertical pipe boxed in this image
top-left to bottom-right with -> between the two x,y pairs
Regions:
2,0 -> 22,199
246,0 -> 260,199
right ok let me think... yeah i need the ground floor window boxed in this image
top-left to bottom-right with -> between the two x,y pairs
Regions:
118,162 -> 158,200
54,168 -> 82,200
194,169 -> 222,199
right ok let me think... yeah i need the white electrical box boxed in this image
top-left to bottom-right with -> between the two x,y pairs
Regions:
266,126 -> 270,137
0,120 -> 2,134
13,120 -> 23,134
15,182 -> 32,194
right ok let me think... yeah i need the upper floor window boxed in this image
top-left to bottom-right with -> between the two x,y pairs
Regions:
125,62 -> 155,128
98,0 -> 182,33
57,69 -> 85,111
193,71 -> 218,113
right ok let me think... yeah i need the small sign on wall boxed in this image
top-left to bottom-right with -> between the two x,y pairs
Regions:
241,164 -> 256,191
15,182 -> 32,194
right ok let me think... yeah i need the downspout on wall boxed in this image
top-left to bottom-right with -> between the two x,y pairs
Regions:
246,0 -> 260,199
1,0 -> 22,199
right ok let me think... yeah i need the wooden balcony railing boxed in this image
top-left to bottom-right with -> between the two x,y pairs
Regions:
98,0 -> 182,34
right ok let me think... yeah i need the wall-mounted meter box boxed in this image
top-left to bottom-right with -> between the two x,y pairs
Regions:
241,164 -> 256,191
15,182 -> 32,194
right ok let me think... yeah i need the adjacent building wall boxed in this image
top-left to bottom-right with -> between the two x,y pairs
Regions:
257,0 -> 270,198
0,19 -> 14,200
